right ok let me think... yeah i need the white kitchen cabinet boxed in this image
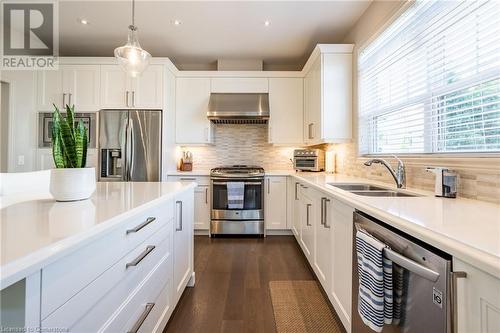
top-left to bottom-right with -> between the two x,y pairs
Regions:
303,46 -> 353,145
173,190 -> 194,303
454,259 -> 500,333
299,185 -> 315,261
101,65 -> 163,109
194,186 -> 210,230
210,77 -> 268,93
329,198 -> 354,332
268,78 -> 304,144
175,78 -> 213,144
264,176 -> 288,230
313,193 -> 332,293
131,65 -> 164,109
37,65 -> 100,111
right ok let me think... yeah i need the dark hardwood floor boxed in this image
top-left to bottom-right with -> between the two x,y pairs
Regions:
164,235 -> 316,333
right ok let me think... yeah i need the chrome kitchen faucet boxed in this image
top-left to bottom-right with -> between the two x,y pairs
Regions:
364,155 -> 406,189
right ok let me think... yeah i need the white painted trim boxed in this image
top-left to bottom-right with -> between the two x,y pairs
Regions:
25,271 -> 41,329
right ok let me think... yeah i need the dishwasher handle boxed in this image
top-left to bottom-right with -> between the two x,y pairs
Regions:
383,247 -> 440,282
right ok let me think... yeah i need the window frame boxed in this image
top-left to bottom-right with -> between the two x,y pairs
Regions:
356,1 -> 500,158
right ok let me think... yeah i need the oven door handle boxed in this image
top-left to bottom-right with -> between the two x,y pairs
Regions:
212,181 -> 262,186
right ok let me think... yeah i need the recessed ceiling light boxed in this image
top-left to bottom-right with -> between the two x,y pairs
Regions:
78,18 -> 89,25
264,20 -> 270,27
174,20 -> 182,26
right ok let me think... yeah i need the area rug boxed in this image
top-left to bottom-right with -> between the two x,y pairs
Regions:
269,280 -> 345,333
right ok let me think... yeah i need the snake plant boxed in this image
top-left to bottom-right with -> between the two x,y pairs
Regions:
52,104 -> 88,168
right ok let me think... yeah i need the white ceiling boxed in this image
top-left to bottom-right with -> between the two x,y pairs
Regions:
59,1 -> 372,70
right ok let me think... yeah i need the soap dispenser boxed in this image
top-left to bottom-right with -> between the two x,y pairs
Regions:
426,167 -> 458,198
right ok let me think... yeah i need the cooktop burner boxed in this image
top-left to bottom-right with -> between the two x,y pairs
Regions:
210,165 -> 265,178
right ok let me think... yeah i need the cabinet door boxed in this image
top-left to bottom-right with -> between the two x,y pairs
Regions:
454,259 -> 500,333
194,186 -> 210,230
175,78 -> 212,144
100,65 -> 130,108
268,78 -> 303,144
131,65 -> 163,109
291,181 -> 302,238
37,70 -> 63,110
62,65 -> 101,111
264,176 -> 287,230
329,199 -> 354,331
299,187 -> 314,261
304,56 -> 321,144
314,194 -> 332,292
173,189 -> 194,303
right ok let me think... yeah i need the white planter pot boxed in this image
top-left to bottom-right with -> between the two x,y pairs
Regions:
50,167 -> 96,202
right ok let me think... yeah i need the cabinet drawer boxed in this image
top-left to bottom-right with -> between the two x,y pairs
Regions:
41,202 -> 173,319
168,175 -> 209,186
102,251 -> 172,332
42,222 -> 172,332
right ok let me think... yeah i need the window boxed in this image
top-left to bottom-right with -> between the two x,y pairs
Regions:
358,0 -> 500,155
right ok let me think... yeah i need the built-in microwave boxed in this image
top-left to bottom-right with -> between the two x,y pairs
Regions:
38,112 -> 96,148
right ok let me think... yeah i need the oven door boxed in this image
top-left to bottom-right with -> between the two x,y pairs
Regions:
211,178 -> 264,220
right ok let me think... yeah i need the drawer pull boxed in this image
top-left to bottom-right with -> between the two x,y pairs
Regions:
180,177 -> 196,181
126,217 -> 156,234
127,302 -> 155,333
126,245 -> 155,268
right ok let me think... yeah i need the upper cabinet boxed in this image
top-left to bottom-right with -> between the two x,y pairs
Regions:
100,64 -> 163,109
210,77 -> 268,93
37,65 -> 100,111
268,78 -> 304,144
175,78 -> 213,144
303,45 -> 353,145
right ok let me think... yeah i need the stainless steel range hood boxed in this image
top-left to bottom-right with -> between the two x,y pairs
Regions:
207,93 -> 269,124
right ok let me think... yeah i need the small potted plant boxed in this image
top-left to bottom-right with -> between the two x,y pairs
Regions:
49,104 -> 96,201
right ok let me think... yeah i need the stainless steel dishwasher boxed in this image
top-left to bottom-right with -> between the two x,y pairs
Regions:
352,211 -> 459,333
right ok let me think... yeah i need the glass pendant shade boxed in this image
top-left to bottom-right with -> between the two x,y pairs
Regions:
114,26 -> 151,78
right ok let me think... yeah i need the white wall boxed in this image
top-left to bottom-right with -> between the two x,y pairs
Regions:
1,81 -> 10,172
0,71 -> 38,172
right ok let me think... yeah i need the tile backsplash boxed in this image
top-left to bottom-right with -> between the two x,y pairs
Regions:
178,124 -> 297,170
329,142 -> 500,204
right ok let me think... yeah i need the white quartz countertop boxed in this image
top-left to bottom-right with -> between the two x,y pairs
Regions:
291,173 -> 500,278
0,181 -> 196,289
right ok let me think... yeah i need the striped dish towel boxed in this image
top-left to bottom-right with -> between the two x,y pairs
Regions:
227,182 -> 245,209
356,230 -> 393,332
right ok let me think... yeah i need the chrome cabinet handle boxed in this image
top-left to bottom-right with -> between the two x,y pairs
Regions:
132,91 -> 135,107
176,200 -> 183,231
179,177 -> 196,181
62,93 -> 66,107
68,93 -> 72,106
308,123 -> 314,139
205,188 -> 208,204
126,245 -> 155,268
323,198 -> 331,228
126,91 -> 129,107
451,271 -> 467,333
320,198 -> 325,225
306,203 -> 312,226
127,303 -> 155,333
295,182 -> 299,200
267,178 -> 270,194
126,217 -> 156,234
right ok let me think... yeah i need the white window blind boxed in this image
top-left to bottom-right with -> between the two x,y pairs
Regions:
358,0 -> 500,155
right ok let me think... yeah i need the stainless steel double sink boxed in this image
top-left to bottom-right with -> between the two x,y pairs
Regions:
328,183 -> 422,197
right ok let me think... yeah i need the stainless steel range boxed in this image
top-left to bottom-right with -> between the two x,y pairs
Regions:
210,165 -> 265,236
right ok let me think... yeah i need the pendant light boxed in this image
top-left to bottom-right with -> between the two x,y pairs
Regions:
114,0 -> 151,78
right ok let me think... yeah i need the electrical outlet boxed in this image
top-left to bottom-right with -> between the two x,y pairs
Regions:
17,155 -> 25,166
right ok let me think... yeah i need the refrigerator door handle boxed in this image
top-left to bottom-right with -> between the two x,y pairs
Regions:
125,118 -> 133,181
120,116 -> 129,181
128,119 -> 135,179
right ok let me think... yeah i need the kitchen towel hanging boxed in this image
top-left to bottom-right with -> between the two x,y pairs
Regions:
227,182 -> 245,209
355,230 -> 393,332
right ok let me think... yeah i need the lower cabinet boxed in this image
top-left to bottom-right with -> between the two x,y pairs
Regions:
173,190 -> 194,303
454,259 -> 500,333
264,176 -> 288,229
290,178 -> 354,333
38,188 -> 194,333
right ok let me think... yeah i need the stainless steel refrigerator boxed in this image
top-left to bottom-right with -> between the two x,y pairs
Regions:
98,110 -> 161,182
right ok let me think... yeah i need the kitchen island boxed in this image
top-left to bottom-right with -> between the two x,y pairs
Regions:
0,181 -> 195,332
